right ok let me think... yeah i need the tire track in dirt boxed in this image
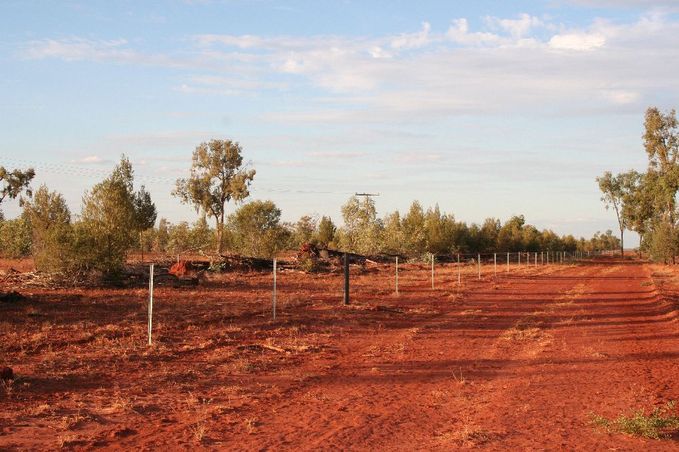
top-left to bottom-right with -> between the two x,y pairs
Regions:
6,261 -> 677,450
210,261 -> 679,450
199,264 -> 567,448
443,261 -> 679,450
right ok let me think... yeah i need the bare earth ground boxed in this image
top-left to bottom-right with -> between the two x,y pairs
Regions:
1,258 -> 678,450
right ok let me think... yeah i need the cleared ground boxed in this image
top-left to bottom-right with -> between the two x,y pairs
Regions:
1,258 -> 678,450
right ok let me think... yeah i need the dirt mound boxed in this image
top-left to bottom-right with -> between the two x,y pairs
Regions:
168,261 -> 191,277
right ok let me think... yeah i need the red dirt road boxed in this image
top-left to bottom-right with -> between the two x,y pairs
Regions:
1,259 -> 678,450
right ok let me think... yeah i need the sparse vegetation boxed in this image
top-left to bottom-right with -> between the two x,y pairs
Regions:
590,402 -> 679,439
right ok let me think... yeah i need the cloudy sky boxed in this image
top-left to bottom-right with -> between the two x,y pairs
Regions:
2,0 -> 679,243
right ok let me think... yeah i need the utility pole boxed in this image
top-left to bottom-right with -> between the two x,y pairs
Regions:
355,192 -> 380,201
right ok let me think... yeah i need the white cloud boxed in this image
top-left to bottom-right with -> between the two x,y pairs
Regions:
485,13 -> 543,38
71,155 -> 112,165
24,38 -> 131,61
549,32 -> 606,50
565,0 -> 679,10
176,75 -> 288,96
19,12 -> 679,120
446,18 -> 502,46
602,90 -> 640,105
390,22 -> 433,49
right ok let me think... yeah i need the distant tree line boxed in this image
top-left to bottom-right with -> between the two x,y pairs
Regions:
597,107 -> 679,262
0,137 -> 620,276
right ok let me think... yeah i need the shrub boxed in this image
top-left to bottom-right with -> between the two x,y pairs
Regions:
0,216 -> 31,258
591,402 -> 679,439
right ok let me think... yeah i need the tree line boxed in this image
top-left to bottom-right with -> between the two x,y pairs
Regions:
597,107 -> 679,262
1,139 -> 619,275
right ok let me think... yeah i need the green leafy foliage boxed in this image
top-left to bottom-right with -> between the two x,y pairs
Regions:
291,215 -> 317,248
591,402 -> 679,440
0,216 -> 32,258
22,185 -> 73,271
173,139 -> 255,253
316,216 -> 336,248
333,196 -> 607,258
598,107 -> 679,261
0,166 -> 35,205
228,200 -> 289,258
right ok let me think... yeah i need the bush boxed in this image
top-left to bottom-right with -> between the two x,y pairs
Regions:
591,402 -> 679,439
23,186 -> 73,272
228,200 -> 289,258
0,216 -> 31,258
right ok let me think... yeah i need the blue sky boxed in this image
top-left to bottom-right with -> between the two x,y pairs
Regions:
2,0 -> 679,244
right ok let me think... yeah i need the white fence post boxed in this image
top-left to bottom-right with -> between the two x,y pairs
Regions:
494,253 -> 497,277
148,263 -> 154,346
273,258 -> 277,320
431,254 -> 435,290
395,256 -> 399,296
477,253 -> 481,280
457,253 -> 461,285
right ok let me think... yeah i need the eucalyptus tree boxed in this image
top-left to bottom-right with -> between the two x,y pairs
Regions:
643,107 -> 679,222
338,195 -> 383,256
0,166 -> 35,205
596,171 -> 628,256
173,139 -> 256,254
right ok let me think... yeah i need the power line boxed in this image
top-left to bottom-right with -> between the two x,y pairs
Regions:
0,157 -> 356,196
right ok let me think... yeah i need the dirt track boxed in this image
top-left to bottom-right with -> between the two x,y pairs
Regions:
1,258 -> 678,450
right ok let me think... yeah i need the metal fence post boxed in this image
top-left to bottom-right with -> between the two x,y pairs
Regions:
273,258 -> 277,320
343,253 -> 349,305
431,253 -> 435,290
148,263 -> 154,346
457,253 -> 461,285
494,253 -> 497,277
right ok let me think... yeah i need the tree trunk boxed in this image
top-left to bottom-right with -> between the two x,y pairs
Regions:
216,217 -> 224,254
638,233 -> 643,259
620,228 -> 624,258
140,231 -> 144,263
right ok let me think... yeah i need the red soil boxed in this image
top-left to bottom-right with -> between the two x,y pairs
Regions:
0,258 -> 678,449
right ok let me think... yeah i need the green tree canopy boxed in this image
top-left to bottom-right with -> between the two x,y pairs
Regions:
228,200 -> 288,258
79,156 -> 142,273
173,139 -> 256,254
316,216 -> 336,248
23,185 -> 73,271
338,196 -> 383,255
0,166 -> 35,216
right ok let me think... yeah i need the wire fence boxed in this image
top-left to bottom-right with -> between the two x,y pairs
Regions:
143,249 -> 603,344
